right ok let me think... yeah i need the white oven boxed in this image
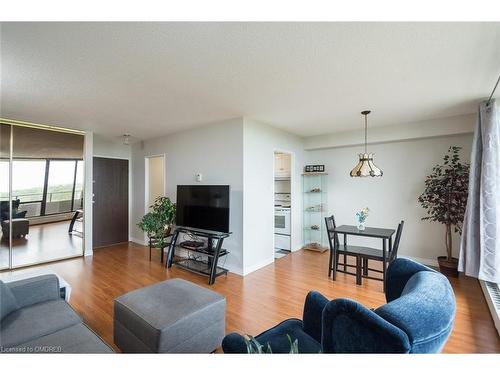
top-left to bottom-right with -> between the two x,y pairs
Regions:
275,208 -> 291,235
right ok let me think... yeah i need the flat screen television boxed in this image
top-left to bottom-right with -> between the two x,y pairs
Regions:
176,185 -> 230,233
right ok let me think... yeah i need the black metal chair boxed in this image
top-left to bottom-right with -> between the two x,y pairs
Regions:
325,215 -> 377,284
359,220 -> 404,283
149,230 -> 174,264
0,199 -> 27,221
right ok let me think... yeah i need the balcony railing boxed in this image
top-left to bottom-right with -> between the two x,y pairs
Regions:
1,190 -> 84,218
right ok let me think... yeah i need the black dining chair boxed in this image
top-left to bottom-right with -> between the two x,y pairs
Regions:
325,215 -> 367,284
360,220 -> 404,283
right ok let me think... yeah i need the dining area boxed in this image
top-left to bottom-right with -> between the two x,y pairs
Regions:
325,215 -> 405,289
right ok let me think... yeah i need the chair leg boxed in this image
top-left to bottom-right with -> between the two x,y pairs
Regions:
363,258 -> 368,276
343,253 -> 347,272
333,252 -> 338,280
328,247 -> 333,277
149,244 -> 152,261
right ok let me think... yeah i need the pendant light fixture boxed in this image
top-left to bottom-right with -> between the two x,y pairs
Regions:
349,110 -> 383,177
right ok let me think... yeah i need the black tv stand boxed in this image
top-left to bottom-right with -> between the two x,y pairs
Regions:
166,227 -> 231,285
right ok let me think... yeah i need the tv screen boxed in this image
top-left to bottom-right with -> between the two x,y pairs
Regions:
176,185 -> 230,233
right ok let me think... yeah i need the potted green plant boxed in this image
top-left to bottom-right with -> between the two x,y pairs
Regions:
137,196 -> 176,249
245,335 -> 300,354
418,146 -> 469,277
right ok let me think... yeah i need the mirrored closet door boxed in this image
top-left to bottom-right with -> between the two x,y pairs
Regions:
0,122 -> 85,269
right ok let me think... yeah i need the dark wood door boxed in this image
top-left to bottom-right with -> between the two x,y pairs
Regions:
93,157 -> 129,248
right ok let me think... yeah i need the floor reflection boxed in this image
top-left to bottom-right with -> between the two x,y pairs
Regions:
0,219 -> 83,268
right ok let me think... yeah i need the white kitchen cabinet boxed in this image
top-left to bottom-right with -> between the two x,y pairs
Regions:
274,153 -> 291,178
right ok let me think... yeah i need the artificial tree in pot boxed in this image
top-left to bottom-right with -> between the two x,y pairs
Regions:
418,146 -> 469,277
138,196 -> 176,249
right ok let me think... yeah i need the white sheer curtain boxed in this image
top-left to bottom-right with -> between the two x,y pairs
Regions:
459,99 -> 500,282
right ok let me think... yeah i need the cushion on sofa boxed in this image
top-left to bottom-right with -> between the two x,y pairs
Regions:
11,323 -> 113,353
0,299 -> 82,348
0,280 -> 20,320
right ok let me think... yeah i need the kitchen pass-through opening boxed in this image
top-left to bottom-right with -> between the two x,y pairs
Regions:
274,151 -> 292,260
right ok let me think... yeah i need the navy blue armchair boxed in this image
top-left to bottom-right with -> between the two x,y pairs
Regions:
222,258 -> 456,353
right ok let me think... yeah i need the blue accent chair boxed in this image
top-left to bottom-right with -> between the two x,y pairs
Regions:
222,258 -> 456,353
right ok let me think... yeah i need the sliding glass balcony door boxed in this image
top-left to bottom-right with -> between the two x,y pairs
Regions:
0,122 -> 85,269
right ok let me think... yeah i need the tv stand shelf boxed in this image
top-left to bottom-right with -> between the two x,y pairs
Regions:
174,258 -> 228,279
166,226 -> 232,285
178,244 -> 229,258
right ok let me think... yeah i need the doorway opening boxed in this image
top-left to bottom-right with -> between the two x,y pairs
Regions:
145,154 -> 165,213
273,151 -> 292,260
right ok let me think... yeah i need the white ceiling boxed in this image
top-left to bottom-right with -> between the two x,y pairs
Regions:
1,22 -> 499,139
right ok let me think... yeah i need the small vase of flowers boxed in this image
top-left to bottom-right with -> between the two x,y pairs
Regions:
356,207 -> 370,230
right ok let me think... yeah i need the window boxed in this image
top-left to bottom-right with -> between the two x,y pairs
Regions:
6,158 -> 84,217
12,160 -> 46,217
46,160 -> 77,214
0,160 -> 8,201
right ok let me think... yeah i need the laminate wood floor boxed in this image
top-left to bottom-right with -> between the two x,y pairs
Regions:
1,242 -> 498,353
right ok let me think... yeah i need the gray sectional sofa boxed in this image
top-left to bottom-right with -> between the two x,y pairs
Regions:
0,274 -> 112,353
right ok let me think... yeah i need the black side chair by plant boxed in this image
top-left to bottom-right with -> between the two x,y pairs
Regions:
359,220 -> 404,284
149,229 -> 174,264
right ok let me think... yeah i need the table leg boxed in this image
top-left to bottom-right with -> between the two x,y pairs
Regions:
356,256 -> 362,285
343,234 -> 347,272
388,235 -> 393,263
382,239 -> 387,292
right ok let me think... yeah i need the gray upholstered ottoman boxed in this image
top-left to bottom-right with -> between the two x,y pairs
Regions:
113,278 -> 226,353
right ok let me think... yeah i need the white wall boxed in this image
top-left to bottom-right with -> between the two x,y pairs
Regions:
243,119 -> 305,274
305,133 -> 473,265
304,113 -> 475,151
130,118 -> 244,274
83,131 -> 93,256
93,133 -> 131,159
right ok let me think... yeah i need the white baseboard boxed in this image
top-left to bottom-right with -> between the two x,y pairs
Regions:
130,237 -> 147,246
243,257 -> 275,276
224,264 -> 243,276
